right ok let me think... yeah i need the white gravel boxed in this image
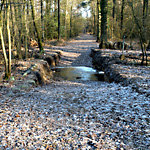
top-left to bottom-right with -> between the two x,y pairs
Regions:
0,34 -> 150,149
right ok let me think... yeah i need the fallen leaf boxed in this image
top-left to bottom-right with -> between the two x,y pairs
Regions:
15,114 -> 20,117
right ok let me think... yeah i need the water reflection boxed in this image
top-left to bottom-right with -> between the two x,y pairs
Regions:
52,66 -> 104,81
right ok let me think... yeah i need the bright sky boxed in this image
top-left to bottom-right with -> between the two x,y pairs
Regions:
81,6 -> 91,18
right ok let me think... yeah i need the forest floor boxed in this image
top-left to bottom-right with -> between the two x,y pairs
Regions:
0,34 -> 150,149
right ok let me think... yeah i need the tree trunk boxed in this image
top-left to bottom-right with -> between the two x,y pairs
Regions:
41,0 -> 44,42
0,0 -> 4,13
16,0 -> 22,59
112,0 -> 116,19
143,0 -> 148,25
7,1 -> 11,76
0,1 -> 9,78
96,0 -> 100,42
27,0 -> 29,15
54,0 -> 58,19
99,0 -> 108,48
58,0 -> 60,41
112,0 -> 116,38
121,0 -> 125,32
10,1 -> 14,48
23,0 -> 28,59
65,0 -> 68,38
45,0 -> 49,40
70,6 -> 72,38
143,0 -> 146,26
3,1 -> 7,44
30,0 -> 44,53
128,1 -> 147,65
0,28 -> 9,78
145,0 -> 148,17
140,39 -> 145,66
143,0 -> 149,50
93,7 -> 96,35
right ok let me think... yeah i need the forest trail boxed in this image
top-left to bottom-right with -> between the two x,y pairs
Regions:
54,34 -> 99,67
0,34 -> 149,149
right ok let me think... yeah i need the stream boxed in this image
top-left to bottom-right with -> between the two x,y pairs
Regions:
52,66 -> 105,81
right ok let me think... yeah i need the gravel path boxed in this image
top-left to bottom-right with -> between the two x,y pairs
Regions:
0,34 -> 150,149
54,34 -> 98,67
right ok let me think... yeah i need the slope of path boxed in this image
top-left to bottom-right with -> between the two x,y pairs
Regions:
55,34 -> 99,67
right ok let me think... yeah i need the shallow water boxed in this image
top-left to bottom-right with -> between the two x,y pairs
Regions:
52,66 -> 104,81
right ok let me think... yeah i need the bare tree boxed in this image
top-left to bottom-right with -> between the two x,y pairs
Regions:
96,0 -> 100,42
7,0 -> 11,76
121,0 -> 125,31
58,0 -> 60,40
70,6 -> 72,38
99,0 -> 108,48
23,0 -> 28,59
41,0 -> 44,42
128,0 -> 149,65
30,0 -> 44,53
0,1 -> 8,78
0,0 -> 11,78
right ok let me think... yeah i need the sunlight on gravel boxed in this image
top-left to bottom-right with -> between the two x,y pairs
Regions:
0,81 -> 149,149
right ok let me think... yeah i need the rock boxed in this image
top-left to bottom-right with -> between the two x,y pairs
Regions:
27,80 -> 36,85
19,84 -> 31,90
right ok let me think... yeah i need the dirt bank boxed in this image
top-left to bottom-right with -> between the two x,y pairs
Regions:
91,48 -> 150,96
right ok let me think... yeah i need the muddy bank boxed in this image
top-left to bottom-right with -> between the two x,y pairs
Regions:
0,50 -> 62,93
91,48 -> 130,84
91,48 -> 150,95
17,51 -> 62,85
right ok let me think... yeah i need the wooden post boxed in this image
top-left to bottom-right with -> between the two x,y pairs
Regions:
121,35 -> 125,60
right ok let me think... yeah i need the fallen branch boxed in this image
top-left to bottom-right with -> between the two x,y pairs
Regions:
23,64 -> 37,77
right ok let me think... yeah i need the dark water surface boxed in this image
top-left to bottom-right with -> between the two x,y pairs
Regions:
52,66 -> 105,81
